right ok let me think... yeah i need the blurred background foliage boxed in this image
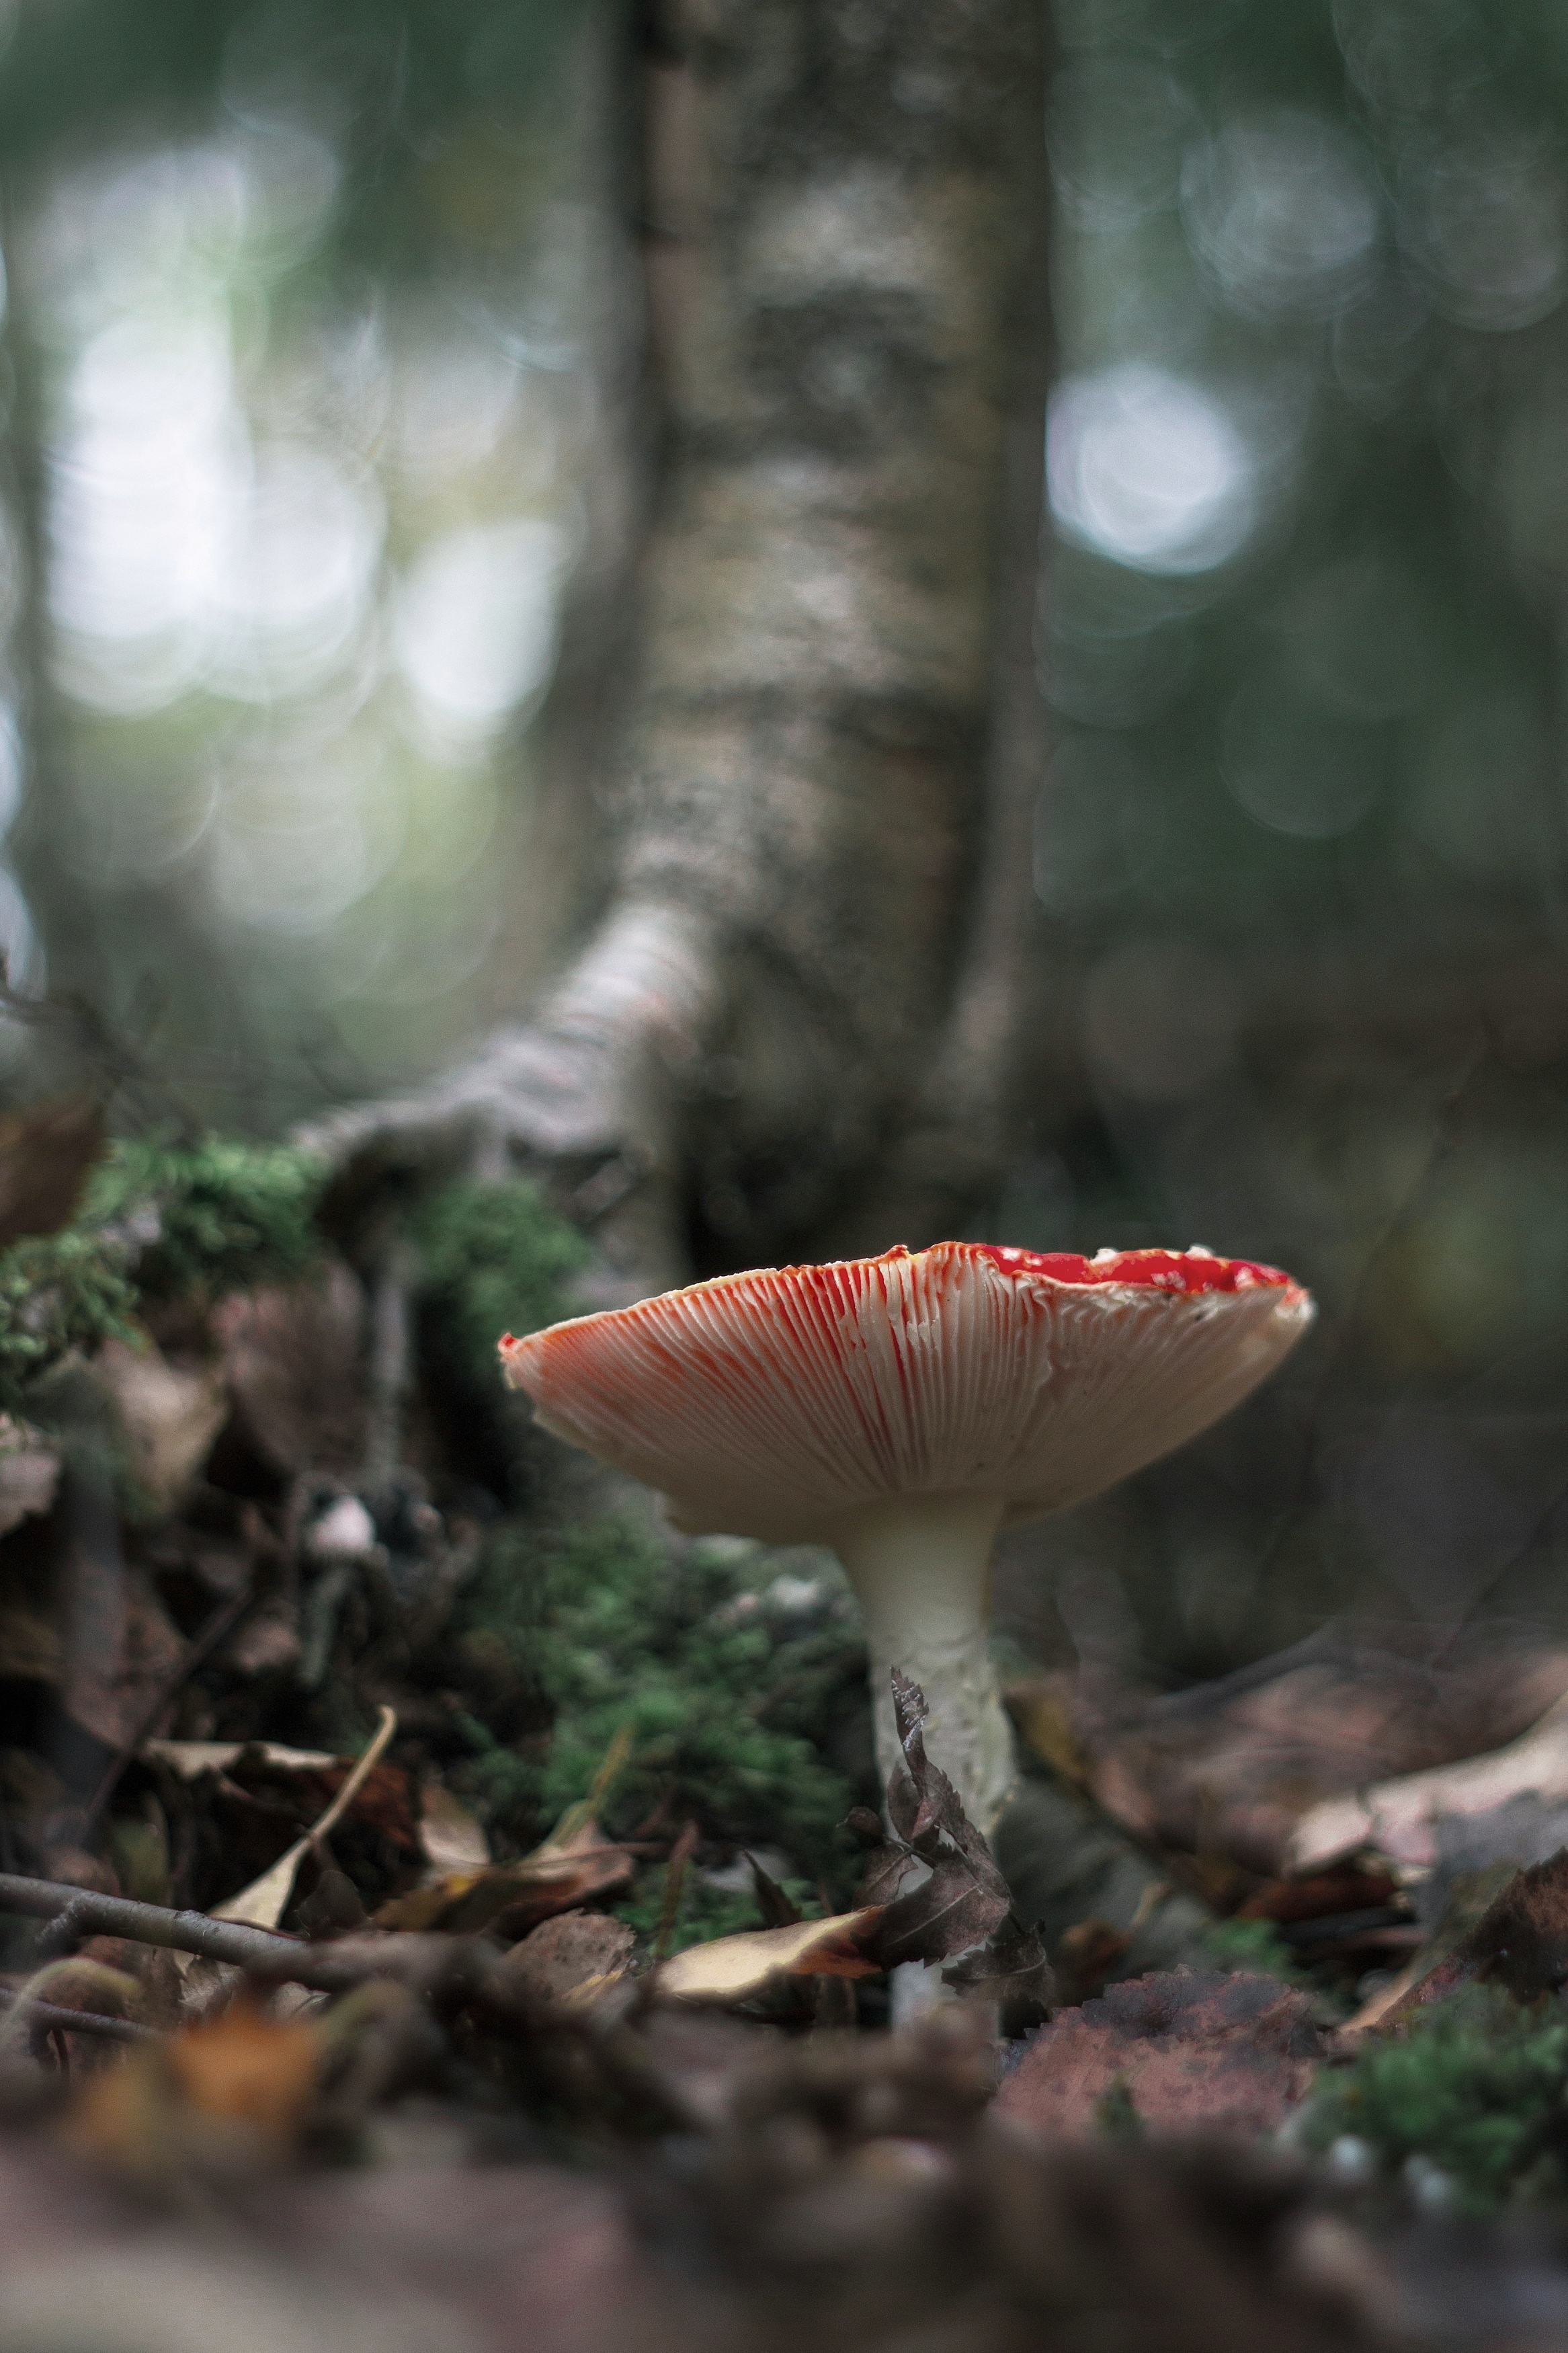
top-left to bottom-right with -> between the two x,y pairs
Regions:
987,0 -> 1568,1686
3,0 -> 1568,1687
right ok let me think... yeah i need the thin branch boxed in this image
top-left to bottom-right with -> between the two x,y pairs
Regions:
0,1987 -> 159,2044
0,1872 -> 369,1989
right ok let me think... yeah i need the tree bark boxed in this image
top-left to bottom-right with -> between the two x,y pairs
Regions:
315,0 -> 1054,1300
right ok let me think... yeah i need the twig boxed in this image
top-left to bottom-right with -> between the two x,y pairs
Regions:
0,1874 -> 368,1991
0,1988 -> 158,2045
80,1578 -> 259,1848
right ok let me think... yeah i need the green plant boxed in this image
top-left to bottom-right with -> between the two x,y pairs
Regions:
1201,1917 -> 1309,1985
1303,1985 -> 1568,2212
82,1133 -> 326,1300
411,1176 -> 589,1388
0,1131 -> 328,1411
614,1870 -> 784,1956
0,1230 -> 138,1412
444,1514 -> 871,1899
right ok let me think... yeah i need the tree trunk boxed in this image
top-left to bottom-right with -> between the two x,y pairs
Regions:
317,0 -> 1053,1301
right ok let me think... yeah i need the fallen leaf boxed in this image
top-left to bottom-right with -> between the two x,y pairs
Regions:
374,1820 -> 634,1938
212,1706 -> 397,1930
994,1970 -> 1323,2141
653,1908 -> 886,2004
747,1851 -> 802,1929
212,1267 -> 367,1480
858,1672 -> 1013,1971
0,1417 -> 60,1537
418,1782 -> 491,1876
65,2002 -> 320,2171
942,1914 -> 1055,2023
1401,1850 -> 1568,2012
1028,1640 -> 1568,1878
1288,1693 -> 1568,1874
1340,1860 -> 1522,2036
143,1738 -> 339,1778
89,1333 -> 229,1523
0,1095 -> 106,1248
493,1909 -> 636,2009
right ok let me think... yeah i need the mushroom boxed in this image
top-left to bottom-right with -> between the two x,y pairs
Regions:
499,1240 -> 1313,1835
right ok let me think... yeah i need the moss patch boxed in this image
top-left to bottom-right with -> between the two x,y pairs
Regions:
411,1175 -> 589,1389
1304,1985 -> 1568,2211
442,1514 -> 872,1903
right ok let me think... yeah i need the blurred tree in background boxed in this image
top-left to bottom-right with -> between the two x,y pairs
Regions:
4,0 -> 1568,1686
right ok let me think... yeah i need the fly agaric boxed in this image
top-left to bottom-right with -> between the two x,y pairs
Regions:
499,1241 -> 1313,1834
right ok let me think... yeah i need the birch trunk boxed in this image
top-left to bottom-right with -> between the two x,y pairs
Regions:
317,0 -> 1054,1300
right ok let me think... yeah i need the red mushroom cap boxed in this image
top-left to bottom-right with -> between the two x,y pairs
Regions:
498,1240 -> 1313,1545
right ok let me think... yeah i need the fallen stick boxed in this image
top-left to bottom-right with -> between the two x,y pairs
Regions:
0,1988 -> 159,2045
0,1874 -> 373,1991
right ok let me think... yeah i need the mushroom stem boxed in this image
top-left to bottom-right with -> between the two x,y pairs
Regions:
829,1491 -> 1016,1836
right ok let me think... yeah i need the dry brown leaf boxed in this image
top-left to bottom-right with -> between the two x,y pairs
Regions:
1288,1693 -> 1568,1874
143,1738 -> 339,1778
493,1909 -> 637,2010
1396,1849 -> 1568,2013
993,1970 -> 1323,2141
374,1819 -> 633,1938
89,1334 -> 229,1522
0,1094 -> 106,1248
0,1418 -> 60,1538
65,2001 -> 320,2171
1033,1642 -> 1568,1878
653,1908 -> 885,2005
417,1782 -> 490,1876
854,1672 -> 1013,1972
212,1267 -> 367,1480
212,1706 -> 397,1930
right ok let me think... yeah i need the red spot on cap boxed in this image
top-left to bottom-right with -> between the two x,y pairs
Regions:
970,1244 -> 1291,1297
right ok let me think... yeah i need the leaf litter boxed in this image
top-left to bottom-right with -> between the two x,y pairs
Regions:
6,1144 -> 1568,2343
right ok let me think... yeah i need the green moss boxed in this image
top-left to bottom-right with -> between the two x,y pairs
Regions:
411,1176 -> 589,1388
1201,1917 -> 1309,1985
1303,1985 -> 1568,2212
81,1132 -> 326,1300
0,1229 -> 138,1413
0,1131 -> 327,1411
614,1870 -> 774,1955
445,1514 -> 870,1899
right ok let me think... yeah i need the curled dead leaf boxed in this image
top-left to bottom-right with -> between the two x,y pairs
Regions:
212,1706 -> 397,1931
374,1820 -> 633,1938
653,1907 -> 885,2005
493,1909 -> 637,2011
418,1782 -> 490,1876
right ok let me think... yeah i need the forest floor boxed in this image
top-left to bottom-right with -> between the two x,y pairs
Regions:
6,1107 -> 1568,2350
